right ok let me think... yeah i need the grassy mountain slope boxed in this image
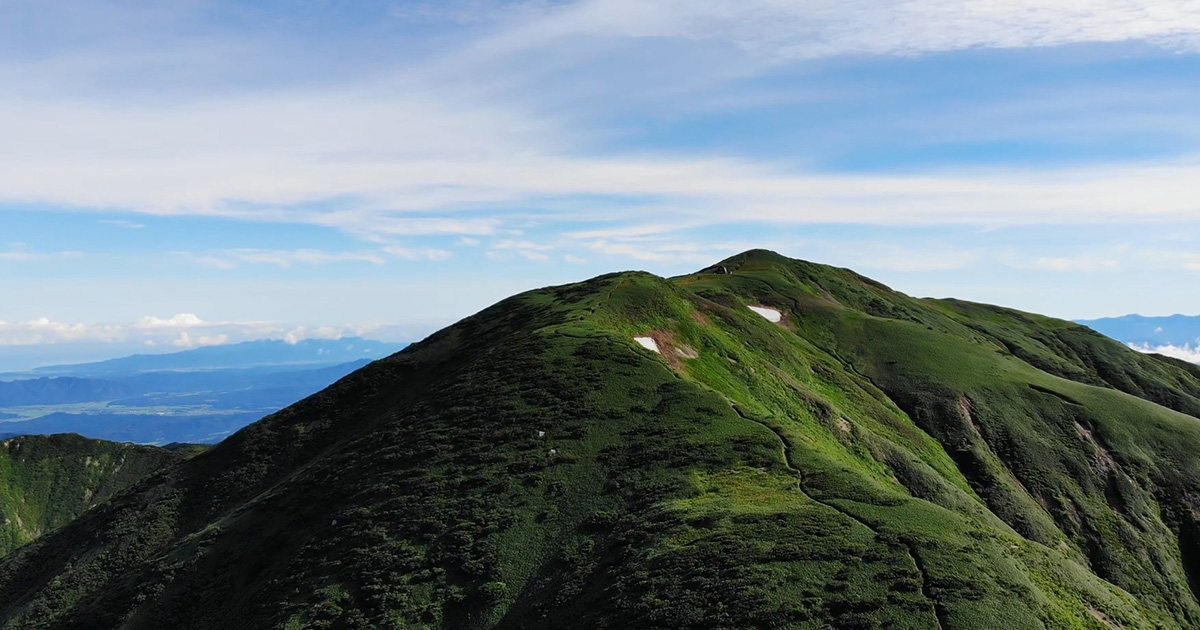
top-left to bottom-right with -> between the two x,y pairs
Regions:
0,434 -> 184,557
1,250 -> 1199,629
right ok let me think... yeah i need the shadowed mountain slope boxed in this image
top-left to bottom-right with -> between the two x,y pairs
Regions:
1,250 -> 1200,629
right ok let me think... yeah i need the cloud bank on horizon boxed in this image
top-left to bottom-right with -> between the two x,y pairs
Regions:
1131,343 -> 1200,364
3,0 -> 1200,348
0,312 -> 423,349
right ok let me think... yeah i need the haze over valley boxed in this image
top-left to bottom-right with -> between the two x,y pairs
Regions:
0,338 -> 405,444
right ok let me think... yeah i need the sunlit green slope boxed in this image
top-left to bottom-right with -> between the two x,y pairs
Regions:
0,434 -> 182,557
1,250 -> 1198,630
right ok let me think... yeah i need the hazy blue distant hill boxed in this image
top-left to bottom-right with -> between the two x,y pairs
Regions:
0,338 -> 405,444
0,377 -> 135,407
30,337 -> 406,377
0,411 -> 265,445
1079,314 -> 1200,347
0,360 -> 375,409
0,359 -> 375,444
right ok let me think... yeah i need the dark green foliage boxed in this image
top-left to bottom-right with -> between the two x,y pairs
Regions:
1,249 -> 1199,629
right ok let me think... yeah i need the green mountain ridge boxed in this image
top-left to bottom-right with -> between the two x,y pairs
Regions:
0,434 -> 185,557
1,249 -> 1200,629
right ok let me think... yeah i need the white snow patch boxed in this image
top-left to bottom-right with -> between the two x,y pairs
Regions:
634,336 -> 660,353
747,306 -> 783,323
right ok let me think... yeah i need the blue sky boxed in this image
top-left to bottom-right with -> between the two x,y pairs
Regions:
2,0 -> 1200,361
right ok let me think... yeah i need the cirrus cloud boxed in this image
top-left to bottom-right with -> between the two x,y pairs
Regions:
477,0 -> 1200,61
2,1 -> 1200,246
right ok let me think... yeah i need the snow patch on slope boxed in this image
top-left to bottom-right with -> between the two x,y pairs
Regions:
747,306 -> 783,323
634,337 -> 660,354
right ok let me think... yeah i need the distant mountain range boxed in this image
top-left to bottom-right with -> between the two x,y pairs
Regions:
0,338 -> 407,444
1078,314 -> 1200,348
25,337 -> 406,377
0,377 -> 134,407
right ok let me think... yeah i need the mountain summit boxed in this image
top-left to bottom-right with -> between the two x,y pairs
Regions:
3,250 -> 1200,629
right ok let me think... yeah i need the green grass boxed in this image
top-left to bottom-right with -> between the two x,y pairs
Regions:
1,249 -> 1199,629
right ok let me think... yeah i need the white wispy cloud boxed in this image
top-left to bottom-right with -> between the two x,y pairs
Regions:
228,249 -> 388,268
484,238 -> 557,261
477,0 -> 1200,60
382,245 -> 453,260
0,317 -> 124,345
582,238 -> 742,263
492,239 -> 554,251
168,332 -> 230,348
182,246 -> 455,268
0,0 -> 1198,302
182,249 -> 392,269
135,313 -> 209,329
0,313 -> 262,347
0,0 -> 1197,249
189,255 -> 241,270
486,239 -> 557,261
7,130 -> 1200,236
0,313 -> 423,348
840,244 -> 985,273
1004,246 -> 1200,274
99,219 -> 145,228
0,250 -> 85,261
1033,256 -> 1122,272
